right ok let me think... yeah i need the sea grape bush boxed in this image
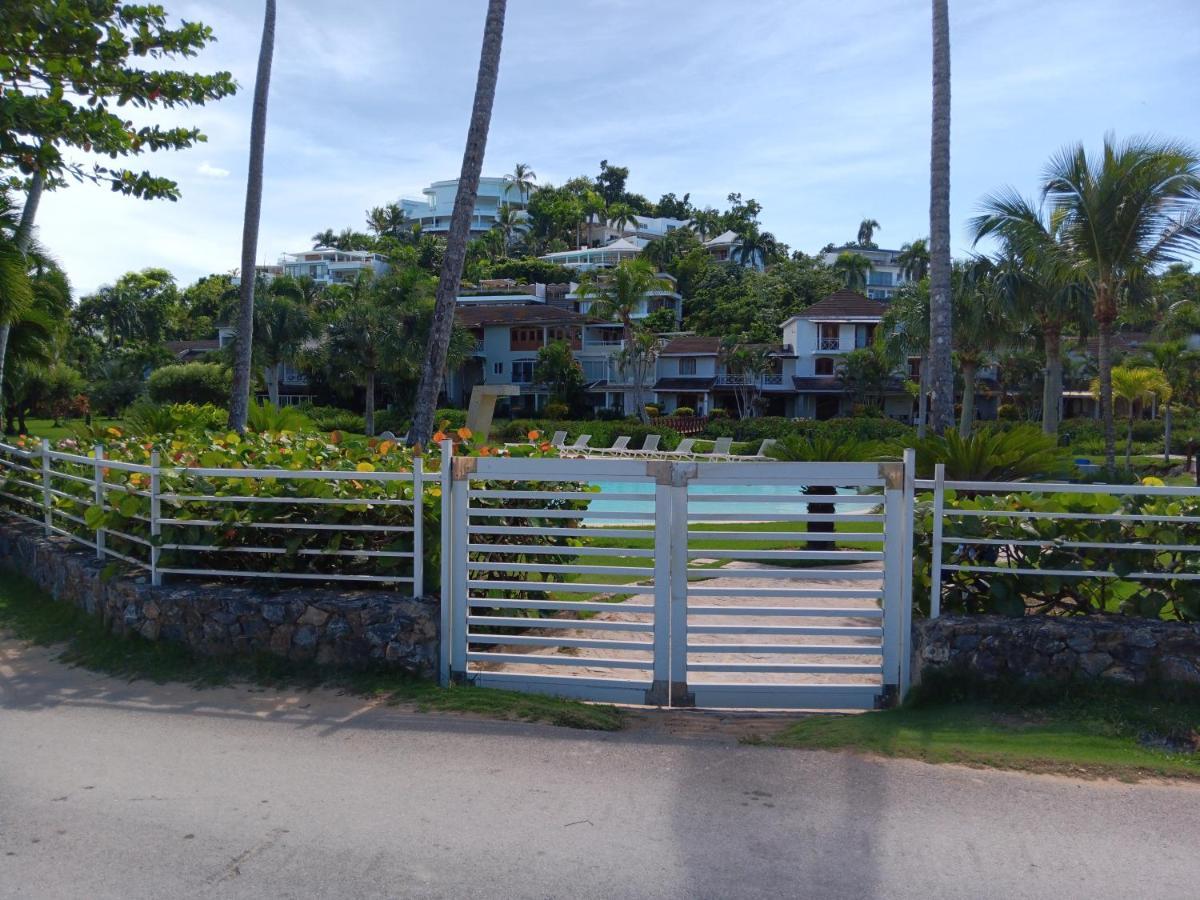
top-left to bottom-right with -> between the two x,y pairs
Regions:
915,488 -> 1200,621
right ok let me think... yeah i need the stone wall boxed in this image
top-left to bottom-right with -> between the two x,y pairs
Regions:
914,615 -> 1200,688
0,522 -> 438,675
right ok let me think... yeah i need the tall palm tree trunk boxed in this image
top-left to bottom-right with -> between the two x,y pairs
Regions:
0,168 -> 44,431
410,0 -> 507,447
958,361 -> 976,437
228,0 -> 276,433
1041,328 -> 1062,435
928,0 -> 953,434
1096,292 -> 1116,469
917,353 -> 929,439
364,369 -> 376,437
265,363 -> 281,407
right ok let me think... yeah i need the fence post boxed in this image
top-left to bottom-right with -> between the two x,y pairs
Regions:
149,450 -> 161,587
412,449 -> 424,598
40,438 -> 52,536
929,462 -> 946,619
668,466 -> 692,707
899,448 -> 917,698
880,465 -> 904,699
94,444 -> 105,561
438,439 -> 453,687
449,447 -> 469,682
648,465 -> 674,705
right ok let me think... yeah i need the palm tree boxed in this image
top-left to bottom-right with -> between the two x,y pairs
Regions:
769,435 -> 880,549
928,0 -> 954,435
491,203 -> 525,255
366,203 -> 408,238
607,202 -> 637,235
410,0 -> 507,447
952,260 -> 1006,437
734,223 -> 779,268
575,259 -> 668,345
1028,136 -> 1200,468
228,0 -> 276,433
970,191 -> 1088,435
311,228 -> 337,249
833,251 -> 871,291
857,218 -> 881,247
690,208 -> 720,241
504,162 -> 536,207
253,293 -> 314,406
614,327 -> 661,424
0,182 -> 42,430
1092,366 -> 1170,468
880,281 -> 930,436
897,239 -> 930,282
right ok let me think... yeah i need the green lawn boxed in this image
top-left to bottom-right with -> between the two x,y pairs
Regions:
0,570 -> 622,731
12,417 -> 124,443
770,685 -> 1200,780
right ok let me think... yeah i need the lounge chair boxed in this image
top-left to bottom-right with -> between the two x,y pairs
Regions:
549,430 -> 568,447
590,436 -> 632,456
669,438 -> 697,459
740,438 -> 777,460
630,434 -> 661,457
706,437 -> 734,460
560,434 -> 592,456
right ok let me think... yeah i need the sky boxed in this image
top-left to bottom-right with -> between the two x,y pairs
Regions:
31,0 -> 1200,296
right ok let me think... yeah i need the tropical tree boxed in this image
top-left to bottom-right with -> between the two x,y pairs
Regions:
879,281 -> 930,434
228,0 -> 276,433
410,0 -> 507,447
607,202 -> 637,235
534,339 -> 585,412
837,344 -> 891,411
897,239 -> 931,281
734,223 -> 780,268
311,228 -> 338,249
1091,366 -> 1171,467
366,203 -> 408,238
504,163 -> 536,207
491,203 -> 526,255
252,294 -> 314,406
575,259 -> 668,345
0,193 -> 35,417
928,0 -> 954,435
690,208 -> 720,241
719,339 -> 773,419
857,218 -> 881,247
983,137 -> 1200,467
952,260 -> 1006,436
616,327 -> 660,424
769,435 -> 880,548
833,251 -> 871,291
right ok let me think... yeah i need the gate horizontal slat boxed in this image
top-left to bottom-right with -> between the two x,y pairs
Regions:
687,586 -> 883,599
687,662 -> 881,673
469,634 -> 652,651
469,544 -> 657,558
467,651 -> 653,670
687,643 -> 882,655
467,579 -> 649,594
686,549 -> 884,560
469,562 -> 656,577
467,615 -> 654,632
688,605 -> 882,616
685,568 -> 883,580
467,598 -> 655,614
687,624 -> 882,636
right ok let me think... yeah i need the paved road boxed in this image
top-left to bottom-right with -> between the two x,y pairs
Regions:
2,641 -> 1198,900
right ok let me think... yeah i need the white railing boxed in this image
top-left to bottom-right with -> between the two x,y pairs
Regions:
818,338 -> 842,351
918,464 -> 1200,618
715,374 -> 786,387
0,440 -> 426,594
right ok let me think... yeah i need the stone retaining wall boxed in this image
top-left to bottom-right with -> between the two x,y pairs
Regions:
0,522 -> 438,675
914,615 -> 1200,688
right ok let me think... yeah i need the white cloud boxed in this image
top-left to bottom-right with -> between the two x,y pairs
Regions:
197,161 -> 231,179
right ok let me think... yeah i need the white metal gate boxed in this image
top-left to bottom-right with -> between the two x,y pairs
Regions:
442,454 -> 913,709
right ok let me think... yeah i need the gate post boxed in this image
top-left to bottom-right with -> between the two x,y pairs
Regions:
879,461 -> 905,704
646,461 -> 693,707
448,453 -> 473,683
438,440 -> 453,687
899,448 -> 916,699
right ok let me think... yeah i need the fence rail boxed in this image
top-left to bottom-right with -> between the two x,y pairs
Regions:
0,440 -> 426,594
918,465 -> 1200,619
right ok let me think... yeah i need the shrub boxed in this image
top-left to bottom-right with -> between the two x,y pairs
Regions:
703,416 -> 914,445
299,404 -> 366,433
672,406 -> 695,417
906,424 -> 1071,481
996,403 -> 1020,421
246,401 -> 313,433
543,401 -> 569,419
643,405 -> 660,418
121,400 -> 228,437
146,362 -> 230,405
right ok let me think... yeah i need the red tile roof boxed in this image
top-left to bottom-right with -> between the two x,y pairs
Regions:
660,336 -> 720,355
795,291 -> 888,319
454,303 -> 587,328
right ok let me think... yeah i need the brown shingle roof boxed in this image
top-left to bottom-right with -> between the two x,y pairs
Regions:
660,336 -> 720,355
454,303 -> 586,328
795,291 -> 888,320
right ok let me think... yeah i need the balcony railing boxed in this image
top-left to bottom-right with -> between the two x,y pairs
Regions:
818,338 -> 842,351
715,374 -> 785,387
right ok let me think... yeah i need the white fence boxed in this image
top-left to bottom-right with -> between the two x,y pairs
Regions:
919,464 -> 1200,619
0,440 -> 426,594
440,453 -> 915,709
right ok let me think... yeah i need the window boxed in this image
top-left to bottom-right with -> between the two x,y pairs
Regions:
818,323 -> 840,351
493,362 -> 503,375
512,360 -> 535,384
815,358 -> 835,376
854,324 -> 877,348
679,358 -> 697,376
867,270 -> 893,287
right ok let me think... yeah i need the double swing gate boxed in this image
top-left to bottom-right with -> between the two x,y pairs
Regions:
441,454 -> 914,709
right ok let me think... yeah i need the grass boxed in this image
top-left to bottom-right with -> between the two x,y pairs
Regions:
0,571 -> 623,731
13,417 -> 124,443
770,677 -> 1200,781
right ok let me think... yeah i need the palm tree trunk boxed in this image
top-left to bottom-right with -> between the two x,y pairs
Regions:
266,363 -> 280,407
916,354 -> 929,438
409,0 -> 506,447
958,361 -> 976,437
364,369 -> 376,437
1164,403 -> 1172,464
1097,297 -> 1116,469
227,0 -> 276,433
1126,404 -> 1135,469
1041,329 -> 1062,435
0,168 -> 44,431
928,0 -> 953,435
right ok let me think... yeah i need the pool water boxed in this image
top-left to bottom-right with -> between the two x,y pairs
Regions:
586,481 -> 868,520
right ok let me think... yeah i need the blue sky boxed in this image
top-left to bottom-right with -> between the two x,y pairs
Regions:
34,0 -> 1200,295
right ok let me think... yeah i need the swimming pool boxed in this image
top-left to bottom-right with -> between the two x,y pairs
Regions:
585,481 -> 871,521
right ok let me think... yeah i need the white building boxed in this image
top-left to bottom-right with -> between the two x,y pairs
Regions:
400,176 -> 525,235
280,248 -> 389,285
820,246 -> 910,301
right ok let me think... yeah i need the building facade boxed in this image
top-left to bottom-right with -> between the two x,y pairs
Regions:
400,176 -> 524,235
820,246 -> 910,301
280,248 -> 389,285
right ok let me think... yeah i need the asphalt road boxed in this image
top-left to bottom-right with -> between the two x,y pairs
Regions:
2,641 -> 1198,900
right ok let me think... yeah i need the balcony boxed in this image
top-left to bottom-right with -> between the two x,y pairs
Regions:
715,374 -> 786,389
817,338 -> 842,351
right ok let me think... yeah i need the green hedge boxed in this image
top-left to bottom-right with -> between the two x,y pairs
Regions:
703,416 -> 914,444
146,363 -> 230,406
